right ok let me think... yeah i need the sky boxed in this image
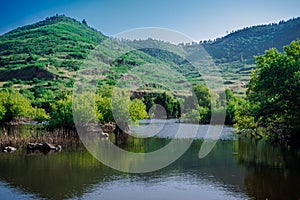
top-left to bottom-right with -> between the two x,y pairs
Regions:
0,0 -> 300,42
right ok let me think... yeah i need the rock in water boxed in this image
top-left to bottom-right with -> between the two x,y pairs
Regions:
27,142 -> 62,152
3,146 -> 17,153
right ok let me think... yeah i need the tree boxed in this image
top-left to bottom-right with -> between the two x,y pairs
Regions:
233,99 -> 256,135
129,99 -> 148,122
142,93 -> 154,112
183,84 -> 213,123
241,39 -> 300,143
95,96 -> 113,124
50,95 -> 74,128
0,90 -> 49,122
31,107 -> 49,122
0,101 -> 6,121
82,19 -> 87,26
192,84 -> 211,108
225,88 -> 243,124
95,88 -> 148,124
154,92 -> 179,118
0,90 -> 33,121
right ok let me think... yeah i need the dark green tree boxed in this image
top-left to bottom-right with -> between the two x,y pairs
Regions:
192,84 -> 211,108
82,19 -> 87,26
242,39 -> 300,143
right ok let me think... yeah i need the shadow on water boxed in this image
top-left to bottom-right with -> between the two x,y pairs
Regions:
0,124 -> 299,199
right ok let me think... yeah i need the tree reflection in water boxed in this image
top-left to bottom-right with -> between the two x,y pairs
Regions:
235,138 -> 300,200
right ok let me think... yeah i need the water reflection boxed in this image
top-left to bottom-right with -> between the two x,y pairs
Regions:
0,125 -> 299,199
236,138 -> 300,200
0,138 -> 247,200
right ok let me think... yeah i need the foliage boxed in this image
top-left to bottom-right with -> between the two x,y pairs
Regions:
95,96 -> 113,124
72,91 -> 97,124
181,106 -> 210,123
224,88 -> 245,124
236,40 -> 300,143
0,90 -> 49,122
129,99 -> 148,122
192,84 -> 211,108
0,90 -> 31,121
31,107 -> 50,122
95,88 -> 148,124
153,92 -> 180,118
0,101 -> 5,121
49,95 -> 74,128
182,84 -> 212,123
233,99 -> 256,135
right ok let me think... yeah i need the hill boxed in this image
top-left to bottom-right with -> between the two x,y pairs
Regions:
183,18 -> 300,94
197,17 -> 300,63
0,15 -> 106,80
0,15 -> 196,106
0,15 -> 300,97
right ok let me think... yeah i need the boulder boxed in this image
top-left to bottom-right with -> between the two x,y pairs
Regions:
27,143 -> 43,150
3,146 -> 17,153
27,142 -> 61,152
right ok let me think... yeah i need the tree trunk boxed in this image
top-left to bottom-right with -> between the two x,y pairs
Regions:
114,123 -> 130,146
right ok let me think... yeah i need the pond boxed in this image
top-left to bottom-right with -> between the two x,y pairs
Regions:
0,120 -> 299,200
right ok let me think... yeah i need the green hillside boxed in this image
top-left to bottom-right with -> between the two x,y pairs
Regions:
129,18 -> 300,94
0,15 -> 203,95
0,15 -> 300,97
198,17 -> 300,63
179,18 -> 298,94
0,15 -> 106,80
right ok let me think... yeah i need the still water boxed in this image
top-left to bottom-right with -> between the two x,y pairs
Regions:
0,121 -> 299,200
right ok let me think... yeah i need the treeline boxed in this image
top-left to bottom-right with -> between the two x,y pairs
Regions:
0,87 -> 149,128
0,82 -> 241,128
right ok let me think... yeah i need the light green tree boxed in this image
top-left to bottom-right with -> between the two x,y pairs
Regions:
50,95 -> 74,128
129,98 -> 148,122
0,90 -> 49,122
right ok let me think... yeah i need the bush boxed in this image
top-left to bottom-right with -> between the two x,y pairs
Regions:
49,95 -> 74,128
129,99 -> 148,122
0,90 -> 48,122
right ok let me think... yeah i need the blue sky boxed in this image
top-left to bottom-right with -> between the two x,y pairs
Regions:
0,0 -> 299,41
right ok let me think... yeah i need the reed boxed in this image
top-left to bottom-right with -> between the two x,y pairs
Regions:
0,125 -> 82,150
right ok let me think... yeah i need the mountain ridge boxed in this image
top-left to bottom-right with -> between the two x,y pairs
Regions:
198,17 -> 300,62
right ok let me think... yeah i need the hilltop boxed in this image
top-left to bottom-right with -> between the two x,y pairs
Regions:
0,15 -> 106,81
